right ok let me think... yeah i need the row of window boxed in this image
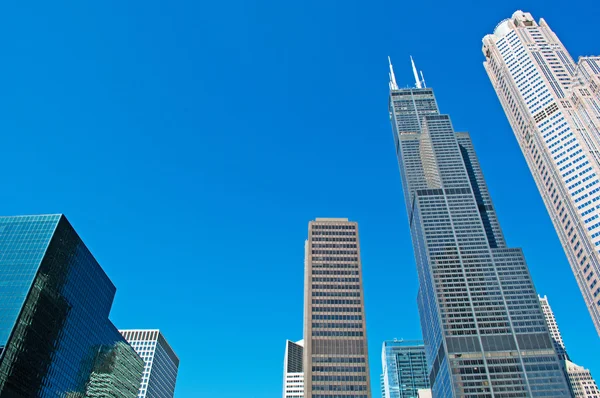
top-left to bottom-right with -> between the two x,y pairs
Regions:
312,331 -> 364,337
312,322 -> 363,329
312,292 -> 361,297
312,366 -> 366,373
312,314 -> 362,320
312,307 -> 362,313
312,375 -> 366,382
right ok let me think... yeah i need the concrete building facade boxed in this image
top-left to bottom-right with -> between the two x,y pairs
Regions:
303,218 -> 371,398
120,330 -> 179,398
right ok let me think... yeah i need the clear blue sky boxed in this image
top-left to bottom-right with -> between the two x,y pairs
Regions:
0,1 -> 599,397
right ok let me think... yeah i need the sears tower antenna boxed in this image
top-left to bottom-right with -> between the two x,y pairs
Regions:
411,56 -> 423,89
388,56 -> 399,90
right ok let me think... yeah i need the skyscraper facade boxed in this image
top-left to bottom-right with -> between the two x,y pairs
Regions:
0,214 -> 143,397
482,10 -> 600,336
283,339 -> 304,398
538,295 -> 569,360
388,64 -> 571,396
120,330 -> 180,398
565,361 -> 600,398
537,295 -> 600,397
381,340 -> 429,398
303,218 -> 371,398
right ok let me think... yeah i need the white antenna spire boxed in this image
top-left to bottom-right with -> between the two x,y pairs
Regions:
420,70 -> 426,88
411,56 -> 422,89
388,56 -> 398,90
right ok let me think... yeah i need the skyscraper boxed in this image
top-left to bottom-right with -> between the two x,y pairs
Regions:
482,10 -> 600,336
388,59 -> 571,396
538,295 -> 569,360
538,295 -> 600,397
283,339 -> 304,398
0,214 -> 143,397
120,330 -> 180,398
303,218 -> 371,398
381,340 -> 429,398
565,361 -> 600,398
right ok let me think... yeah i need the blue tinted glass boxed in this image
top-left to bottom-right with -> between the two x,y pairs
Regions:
0,215 -> 60,347
0,215 -> 143,397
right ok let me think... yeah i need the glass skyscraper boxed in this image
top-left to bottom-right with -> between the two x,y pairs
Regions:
388,63 -> 571,396
303,218 -> 371,398
0,214 -> 143,397
482,11 -> 600,337
120,330 -> 180,398
381,340 -> 429,398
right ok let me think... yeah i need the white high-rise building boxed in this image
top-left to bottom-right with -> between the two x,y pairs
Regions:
483,11 -> 600,336
566,360 -> 600,398
539,295 -> 569,360
120,330 -> 179,398
283,340 -> 304,398
537,295 -> 600,397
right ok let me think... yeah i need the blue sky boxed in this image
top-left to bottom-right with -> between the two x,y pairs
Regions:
1,1 -> 599,397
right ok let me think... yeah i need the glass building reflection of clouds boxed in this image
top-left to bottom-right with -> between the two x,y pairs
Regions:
0,214 -> 143,397
381,340 -> 429,398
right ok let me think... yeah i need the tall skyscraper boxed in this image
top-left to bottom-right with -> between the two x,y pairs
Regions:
0,214 -> 143,397
538,295 -> 569,360
538,295 -> 600,397
381,340 -> 429,398
283,339 -> 304,398
120,330 -> 180,398
482,10 -> 600,336
303,218 -> 371,398
388,59 -> 571,396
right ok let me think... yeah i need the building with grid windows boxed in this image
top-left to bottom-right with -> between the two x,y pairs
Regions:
539,295 -> 569,360
0,214 -> 143,397
381,340 -> 429,398
482,11 -> 600,337
283,339 -> 304,398
538,295 -> 600,397
303,218 -> 371,398
120,330 -> 180,398
565,360 -> 600,398
387,59 -> 571,397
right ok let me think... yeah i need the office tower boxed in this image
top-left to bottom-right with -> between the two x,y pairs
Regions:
283,339 -> 304,398
0,214 -> 143,397
388,59 -> 571,396
537,295 -> 600,397
120,330 -> 180,398
538,295 -> 569,360
381,340 -> 429,398
482,10 -> 600,336
303,218 -> 371,398
565,361 -> 600,398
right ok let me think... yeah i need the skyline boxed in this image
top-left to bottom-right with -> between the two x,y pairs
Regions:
0,1 -> 599,397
